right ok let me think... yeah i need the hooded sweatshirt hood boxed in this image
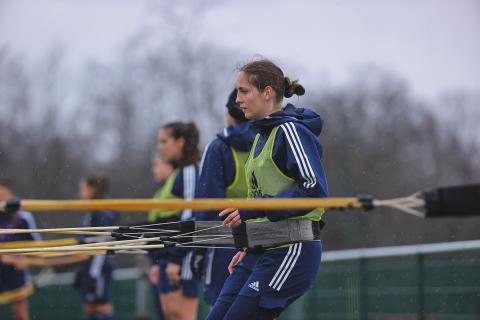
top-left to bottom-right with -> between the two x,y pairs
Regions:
217,121 -> 255,152
252,103 -> 324,136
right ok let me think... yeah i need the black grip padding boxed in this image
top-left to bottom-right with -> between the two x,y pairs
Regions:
232,222 -> 248,248
174,220 -> 194,243
357,194 -> 374,210
424,184 -> 480,217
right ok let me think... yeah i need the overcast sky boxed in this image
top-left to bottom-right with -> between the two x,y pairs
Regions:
1,0 -> 479,101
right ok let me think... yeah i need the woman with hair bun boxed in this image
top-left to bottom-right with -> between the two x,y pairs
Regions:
207,59 -> 328,319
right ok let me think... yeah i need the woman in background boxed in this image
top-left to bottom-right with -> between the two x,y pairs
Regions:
193,89 -> 254,307
152,122 -> 200,320
75,175 -> 119,320
0,178 -> 41,320
148,154 -> 174,320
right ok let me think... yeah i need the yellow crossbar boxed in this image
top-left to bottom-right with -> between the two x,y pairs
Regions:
3,197 -> 362,212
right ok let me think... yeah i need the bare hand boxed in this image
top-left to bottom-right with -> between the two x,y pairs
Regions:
219,208 -> 242,228
149,265 -> 160,285
2,255 -> 29,270
165,262 -> 181,284
228,251 -> 246,274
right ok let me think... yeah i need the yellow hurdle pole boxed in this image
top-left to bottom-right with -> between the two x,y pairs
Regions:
21,255 -> 93,266
3,237 -> 162,253
0,238 -> 78,249
0,244 -> 165,254
38,236 -> 161,250
0,226 -> 118,235
22,250 -> 106,258
2,252 -> 101,267
5,197 -> 363,212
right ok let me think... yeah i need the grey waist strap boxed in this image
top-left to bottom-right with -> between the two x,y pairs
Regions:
189,219 -> 322,248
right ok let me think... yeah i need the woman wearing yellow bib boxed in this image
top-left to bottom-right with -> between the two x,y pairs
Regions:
150,122 -> 201,320
207,60 -> 328,320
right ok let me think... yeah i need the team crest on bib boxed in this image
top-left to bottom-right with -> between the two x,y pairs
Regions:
250,171 -> 262,198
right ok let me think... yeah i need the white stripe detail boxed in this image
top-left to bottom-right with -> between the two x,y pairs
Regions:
189,166 -> 196,218
276,243 -> 303,290
268,244 -> 294,288
181,165 -> 196,220
181,254 -> 187,279
284,122 -> 316,188
96,274 -> 105,297
89,255 -> 106,278
281,124 -> 312,187
18,211 -> 42,241
187,251 -> 193,279
287,122 -> 317,188
81,213 -> 92,228
199,142 -> 212,176
223,127 -> 229,137
271,244 -> 300,290
181,251 -> 193,280
281,124 -> 313,188
205,248 -> 215,285
281,123 -> 317,188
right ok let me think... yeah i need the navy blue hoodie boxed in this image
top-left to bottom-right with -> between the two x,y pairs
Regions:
171,164 -> 198,220
0,211 -> 41,279
195,121 -> 255,221
167,164 -> 199,265
77,210 -> 118,279
240,103 -> 329,222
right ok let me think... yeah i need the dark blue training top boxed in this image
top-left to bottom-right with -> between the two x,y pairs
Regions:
195,121 -> 255,221
78,210 -> 119,279
0,211 -> 41,242
0,211 -> 42,273
169,164 -> 199,264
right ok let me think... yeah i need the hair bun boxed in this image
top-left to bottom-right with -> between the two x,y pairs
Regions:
284,77 -> 305,98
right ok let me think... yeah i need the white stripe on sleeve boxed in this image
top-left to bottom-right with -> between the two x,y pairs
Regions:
89,255 -> 106,278
18,211 -> 42,241
287,122 -> 317,188
280,123 -> 317,188
181,165 -> 196,220
199,142 -> 212,176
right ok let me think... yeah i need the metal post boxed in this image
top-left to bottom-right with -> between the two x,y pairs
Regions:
417,254 -> 425,320
135,254 -> 150,320
359,258 -> 368,320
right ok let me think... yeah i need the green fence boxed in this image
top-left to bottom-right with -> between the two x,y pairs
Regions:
1,240 -> 479,319
279,240 -> 480,320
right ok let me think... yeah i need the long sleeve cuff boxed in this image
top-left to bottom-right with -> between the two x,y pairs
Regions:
239,210 -> 266,221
